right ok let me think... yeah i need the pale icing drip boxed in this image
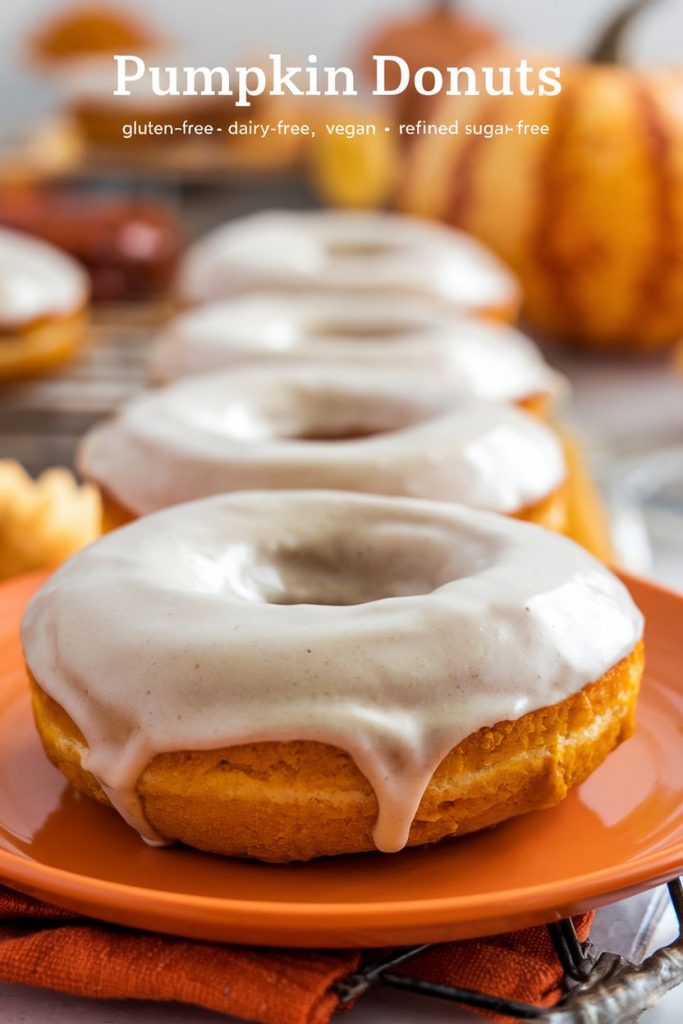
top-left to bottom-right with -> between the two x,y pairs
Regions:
0,228 -> 88,328
101,785 -> 166,847
176,209 -> 519,312
22,492 -> 644,853
150,294 -> 564,402
78,366 -> 566,516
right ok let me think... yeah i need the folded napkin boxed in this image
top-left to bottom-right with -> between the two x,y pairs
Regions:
0,886 -> 592,1023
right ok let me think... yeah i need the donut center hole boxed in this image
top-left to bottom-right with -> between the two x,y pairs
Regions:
287,424 -> 393,442
326,239 -> 401,260
190,384 -> 435,444
216,522 -> 491,606
308,318 -> 419,340
280,389 -> 431,443
263,546 -> 435,604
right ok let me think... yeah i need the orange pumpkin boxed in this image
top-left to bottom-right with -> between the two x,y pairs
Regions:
308,100 -> 399,209
28,3 -> 159,65
400,1 -> 683,352
363,0 -> 497,123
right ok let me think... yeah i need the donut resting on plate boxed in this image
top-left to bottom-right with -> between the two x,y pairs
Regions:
23,492 -> 644,861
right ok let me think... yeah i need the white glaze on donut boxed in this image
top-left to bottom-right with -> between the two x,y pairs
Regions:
78,366 -> 566,516
0,228 -> 88,329
150,294 -> 563,403
176,210 -> 519,313
22,491 -> 643,852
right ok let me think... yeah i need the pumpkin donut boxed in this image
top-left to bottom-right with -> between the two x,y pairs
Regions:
150,294 -> 562,415
77,365 -> 568,532
23,491 -> 644,861
147,302 -> 614,558
0,228 -> 89,379
176,209 -> 521,321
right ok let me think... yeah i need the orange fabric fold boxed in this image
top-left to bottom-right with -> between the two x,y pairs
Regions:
393,914 -> 594,1014
0,886 -> 592,1023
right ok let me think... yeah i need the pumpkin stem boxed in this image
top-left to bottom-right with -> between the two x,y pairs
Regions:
588,0 -> 661,63
434,0 -> 454,16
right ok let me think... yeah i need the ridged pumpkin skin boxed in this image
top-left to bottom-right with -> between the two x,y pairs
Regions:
363,7 -> 496,124
400,56 -> 683,351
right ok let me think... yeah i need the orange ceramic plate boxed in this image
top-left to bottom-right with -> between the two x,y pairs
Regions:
0,571 -> 682,948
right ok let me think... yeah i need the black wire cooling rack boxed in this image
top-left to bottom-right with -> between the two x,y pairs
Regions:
0,305 -> 158,473
333,880 -> 683,1023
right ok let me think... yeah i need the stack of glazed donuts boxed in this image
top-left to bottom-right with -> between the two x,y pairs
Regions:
23,208 -> 645,863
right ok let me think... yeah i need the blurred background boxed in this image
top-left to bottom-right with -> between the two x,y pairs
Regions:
1,0 -> 683,587
3,0 -> 683,134
3,0 -> 683,67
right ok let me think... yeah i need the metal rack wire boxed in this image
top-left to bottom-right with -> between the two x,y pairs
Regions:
0,306 -> 156,472
335,880 -> 683,1023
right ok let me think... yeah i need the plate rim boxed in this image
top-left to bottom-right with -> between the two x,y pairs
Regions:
1,828 -> 682,916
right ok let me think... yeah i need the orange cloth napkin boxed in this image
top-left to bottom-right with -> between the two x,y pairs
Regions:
0,886 -> 592,1023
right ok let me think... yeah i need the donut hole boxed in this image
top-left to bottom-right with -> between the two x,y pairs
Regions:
285,422 -> 394,442
279,387 -> 435,443
261,546 -> 435,604
199,520 -> 493,606
186,381 -> 439,445
307,318 -> 424,341
325,239 -> 403,260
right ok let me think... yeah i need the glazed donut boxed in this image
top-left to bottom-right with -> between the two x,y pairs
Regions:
150,294 -> 562,413
176,210 -> 521,320
78,366 -> 567,530
0,228 -> 89,379
23,491 -> 644,861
